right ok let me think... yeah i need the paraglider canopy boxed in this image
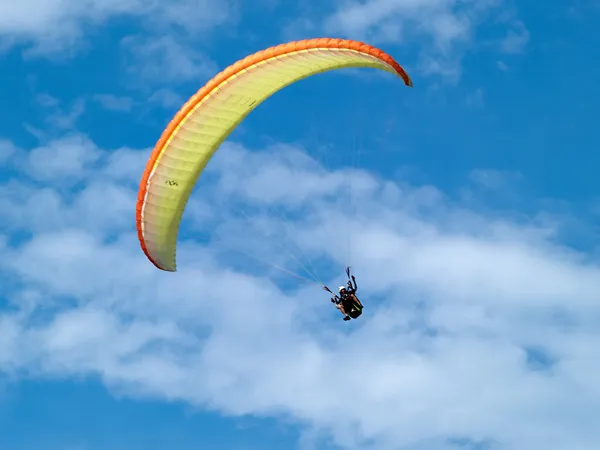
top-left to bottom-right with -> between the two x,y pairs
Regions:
136,38 -> 412,272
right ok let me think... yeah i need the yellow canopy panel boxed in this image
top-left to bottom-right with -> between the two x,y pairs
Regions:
136,37 -> 412,271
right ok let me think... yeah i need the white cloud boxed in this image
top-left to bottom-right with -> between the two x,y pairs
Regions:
148,0 -> 236,34
324,0 -> 476,47
0,139 -> 146,234
101,146 -> 149,183
1,135 -> 600,450
23,134 -> 101,182
0,0 -> 235,56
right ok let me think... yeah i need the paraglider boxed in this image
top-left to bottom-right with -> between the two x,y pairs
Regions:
136,37 -> 412,273
326,267 -> 363,321
135,38 -> 412,322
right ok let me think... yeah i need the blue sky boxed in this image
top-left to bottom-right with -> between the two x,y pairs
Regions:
1,1 -> 600,449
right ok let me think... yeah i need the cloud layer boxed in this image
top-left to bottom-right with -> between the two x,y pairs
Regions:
1,134 -> 599,450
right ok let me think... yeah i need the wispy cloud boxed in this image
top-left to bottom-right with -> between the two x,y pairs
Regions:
32,94 -> 86,131
92,94 -> 134,112
146,89 -> 185,109
285,0 -> 529,82
500,20 -> 530,54
469,168 -> 522,190
120,35 -> 218,85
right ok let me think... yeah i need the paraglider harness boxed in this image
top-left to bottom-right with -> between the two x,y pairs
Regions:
324,267 -> 363,320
